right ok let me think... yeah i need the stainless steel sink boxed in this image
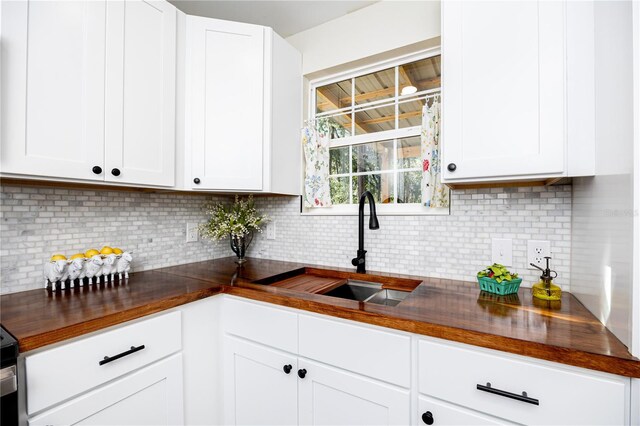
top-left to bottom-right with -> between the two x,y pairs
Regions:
322,280 -> 410,307
365,289 -> 410,307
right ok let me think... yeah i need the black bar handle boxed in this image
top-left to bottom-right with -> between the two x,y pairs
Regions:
476,382 -> 539,406
99,344 -> 145,366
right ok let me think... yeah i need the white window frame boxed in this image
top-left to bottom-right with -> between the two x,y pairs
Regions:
302,47 -> 449,216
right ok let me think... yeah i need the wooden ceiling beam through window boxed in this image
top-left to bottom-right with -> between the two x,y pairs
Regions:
358,110 -> 422,126
315,88 -> 370,134
398,65 -> 418,89
343,76 -> 440,104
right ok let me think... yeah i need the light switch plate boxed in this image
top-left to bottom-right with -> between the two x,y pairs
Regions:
491,238 -> 512,266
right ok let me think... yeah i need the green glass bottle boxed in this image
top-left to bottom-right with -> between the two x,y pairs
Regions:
530,256 -> 561,301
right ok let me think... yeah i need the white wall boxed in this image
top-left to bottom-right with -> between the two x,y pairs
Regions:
286,1 -> 441,76
571,0 -> 635,348
632,0 -> 640,358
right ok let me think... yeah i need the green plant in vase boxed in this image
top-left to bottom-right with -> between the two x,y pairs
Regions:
200,195 -> 269,264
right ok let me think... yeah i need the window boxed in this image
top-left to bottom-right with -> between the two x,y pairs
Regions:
307,50 -> 444,215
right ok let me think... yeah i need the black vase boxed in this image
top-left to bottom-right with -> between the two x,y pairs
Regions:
230,232 -> 253,264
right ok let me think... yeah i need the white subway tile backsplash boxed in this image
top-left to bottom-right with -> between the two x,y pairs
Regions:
0,185 -> 227,294
1,184 -> 572,295
247,185 -> 572,289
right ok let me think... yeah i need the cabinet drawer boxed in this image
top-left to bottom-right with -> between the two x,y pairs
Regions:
222,296 -> 298,353
299,314 -> 410,388
419,395 -> 514,425
26,311 -> 181,415
418,339 -> 629,425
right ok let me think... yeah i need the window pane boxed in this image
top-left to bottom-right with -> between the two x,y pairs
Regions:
397,136 -> 421,169
354,104 -> 396,135
354,67 -> 395,105
316,79 -> 352,113
329,146 -> 349,175
329,177 -> 350,205
352,173 -> 394,204
318,114 -> 352,139
397,171 -> 422,204
399,55 -> 441,95
352,140 -> 393,173
398,98 -> 424,128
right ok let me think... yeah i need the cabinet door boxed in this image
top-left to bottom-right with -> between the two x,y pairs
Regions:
29,354 -> 184,425
1,1 -> 106,180
105,0 -> 176,187
187,16 -> 264,190
298,358 -> 410,426
418,395 -> 513,426
441,0 -> 565,181
223,336 -> 297,425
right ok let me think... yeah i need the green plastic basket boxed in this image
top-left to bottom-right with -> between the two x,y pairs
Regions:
477,276 -> 522,295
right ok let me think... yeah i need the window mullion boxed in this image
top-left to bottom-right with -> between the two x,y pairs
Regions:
348,145 -> 353,204
351,77 -> 355,137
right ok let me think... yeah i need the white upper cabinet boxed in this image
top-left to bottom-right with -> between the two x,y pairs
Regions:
187,17 -> 265,191
441,0 -> 595,184
1,1 -> 106,181
105,0 -> 176,186
185,17 -> 302,194
1,0 -> 177,187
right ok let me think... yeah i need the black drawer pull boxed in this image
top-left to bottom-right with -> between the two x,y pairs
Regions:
99,345 -> 145,366
476,382 -> 539,405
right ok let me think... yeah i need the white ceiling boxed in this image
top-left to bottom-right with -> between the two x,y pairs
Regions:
168,0 -> 378,37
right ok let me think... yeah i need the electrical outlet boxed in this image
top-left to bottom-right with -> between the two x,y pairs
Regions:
186,223 -> 199,243
527,240 -> 551,269
266,222 -> 276,240
491,238 -> 512,266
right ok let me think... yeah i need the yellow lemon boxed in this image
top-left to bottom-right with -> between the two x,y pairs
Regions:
112,248 -> 123,255
100,246 -> 114,255
70,253 -> 85,260
85,249 -> 99,258
50,254 -> 67,262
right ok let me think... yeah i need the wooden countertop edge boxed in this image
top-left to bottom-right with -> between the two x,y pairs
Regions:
16,287 -> 223,353
9,278 -> 640,378
223,286 -> 640,378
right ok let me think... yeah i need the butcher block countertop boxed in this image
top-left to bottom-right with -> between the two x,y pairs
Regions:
1,257 -> 639,378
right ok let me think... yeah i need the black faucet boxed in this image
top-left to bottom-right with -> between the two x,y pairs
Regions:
351,191 -> 380,273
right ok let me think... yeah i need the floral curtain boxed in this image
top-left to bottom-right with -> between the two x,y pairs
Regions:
421,96 -> 450,208
302,122 -> 332,208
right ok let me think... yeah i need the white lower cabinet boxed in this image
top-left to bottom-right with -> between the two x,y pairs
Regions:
223,336 -> 298,425
29,354 -> 183,426
419,338 -> 630,425
298,358 -> 410,426
418,395 -> 513,426
222,297 -> 411,426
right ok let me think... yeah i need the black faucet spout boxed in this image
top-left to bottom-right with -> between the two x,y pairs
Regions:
351,191 -> 379,273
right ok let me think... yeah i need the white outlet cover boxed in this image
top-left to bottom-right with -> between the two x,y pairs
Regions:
491,238 -> 512,266
266,222 -> 276,240
527,240 -> 551,269
186,223 -> 199,243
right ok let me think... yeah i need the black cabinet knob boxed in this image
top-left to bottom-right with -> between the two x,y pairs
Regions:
447,163 -> 457,172
422,411 -> 434,425
111,168 -> 121,177
283,364 -> 292,374
193,178 -> 201,184
297,368 -> 307,379
92,166 -> 102,175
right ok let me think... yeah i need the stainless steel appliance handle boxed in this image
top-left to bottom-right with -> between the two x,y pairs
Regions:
0,365 -> 17,397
